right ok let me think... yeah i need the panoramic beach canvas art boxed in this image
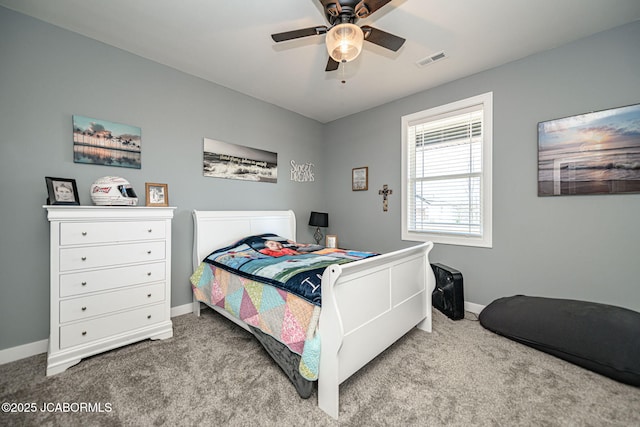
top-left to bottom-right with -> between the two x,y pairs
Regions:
73,115 -> 141,169
203,137 -> 277,183
538,103 -> 640,196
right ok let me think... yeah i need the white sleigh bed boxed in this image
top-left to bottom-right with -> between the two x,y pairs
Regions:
192,210 -> 435,418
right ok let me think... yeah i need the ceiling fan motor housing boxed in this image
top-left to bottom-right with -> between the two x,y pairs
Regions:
324,1 -> 372,25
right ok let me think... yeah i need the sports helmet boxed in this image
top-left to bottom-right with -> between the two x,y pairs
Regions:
90,176 -> 138,206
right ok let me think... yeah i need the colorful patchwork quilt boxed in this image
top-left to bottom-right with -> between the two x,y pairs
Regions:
202,234 -> 377,306
189,234 -> 378,381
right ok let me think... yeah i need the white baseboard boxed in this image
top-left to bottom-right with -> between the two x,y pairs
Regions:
465,301 -> 485,315
0,339 -> 48,365
0,303 -> 196,366
171,302 -> 194,317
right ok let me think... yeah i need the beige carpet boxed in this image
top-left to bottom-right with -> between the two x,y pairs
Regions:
1,308 -> 639,426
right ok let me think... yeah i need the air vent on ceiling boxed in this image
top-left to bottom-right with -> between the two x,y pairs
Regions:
416,51 -> 447,68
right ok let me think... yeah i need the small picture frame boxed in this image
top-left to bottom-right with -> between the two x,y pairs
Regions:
352,167 -> 368,191
326,235 -> 338,249
145,183 -> 169,207
45,177 -> 80,205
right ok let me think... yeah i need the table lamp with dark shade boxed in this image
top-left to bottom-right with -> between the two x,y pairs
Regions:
309,211 -> 328,245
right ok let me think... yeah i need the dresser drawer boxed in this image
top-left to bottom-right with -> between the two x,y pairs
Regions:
60,221 -> 166,246
59,241 -> 165,271
59,262 -> 166,297
59,303 -> 166,349
60,282 -> 165,323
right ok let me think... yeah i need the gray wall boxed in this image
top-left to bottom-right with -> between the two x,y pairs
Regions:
0,7 -> 325,350
324,21 -> 640,312
1,6 -> 639,353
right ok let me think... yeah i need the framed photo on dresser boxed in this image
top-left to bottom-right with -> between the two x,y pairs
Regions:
45,177 -> 80,205
145,182 -> 169,207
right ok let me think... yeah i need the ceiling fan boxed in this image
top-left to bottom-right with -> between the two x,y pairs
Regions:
271,0 -> 406,72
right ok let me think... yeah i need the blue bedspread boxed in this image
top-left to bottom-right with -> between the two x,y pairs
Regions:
203,234 -> 378,306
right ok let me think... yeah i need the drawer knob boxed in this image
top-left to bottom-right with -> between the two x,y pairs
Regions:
81,281 -> 87,286
81,256 -> 87,261
147,272 -> 152,276
81,306 -> 87,311
147,315 -> 152,319
82,232 -> 87,236
148,229 -> 153,233
82,331 -> 87,336
147,293 -> 152,298
147,250 -> 152,254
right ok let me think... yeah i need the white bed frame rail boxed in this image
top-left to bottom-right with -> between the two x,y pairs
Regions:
191,210 -> 435,419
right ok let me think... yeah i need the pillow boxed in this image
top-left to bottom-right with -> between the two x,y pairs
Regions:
479,295 -> 640,387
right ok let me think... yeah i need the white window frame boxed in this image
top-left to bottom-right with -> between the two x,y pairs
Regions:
401,92 -> 493,248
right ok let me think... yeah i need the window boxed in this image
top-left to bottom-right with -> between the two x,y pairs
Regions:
401,92 -> 492,247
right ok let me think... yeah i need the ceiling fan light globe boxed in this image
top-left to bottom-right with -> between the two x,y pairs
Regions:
326,23 -> 364,63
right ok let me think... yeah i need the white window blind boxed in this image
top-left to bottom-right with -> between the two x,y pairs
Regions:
402,93 -> 492,247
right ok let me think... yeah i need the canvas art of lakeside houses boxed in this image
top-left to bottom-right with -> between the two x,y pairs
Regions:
73,115 -> 142,169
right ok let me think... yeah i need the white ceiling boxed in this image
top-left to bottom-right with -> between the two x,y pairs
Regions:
2,0 -> 640,123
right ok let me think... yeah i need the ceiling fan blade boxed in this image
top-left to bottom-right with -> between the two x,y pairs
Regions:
361,25 -> 405,51
356,0 -> 393,18
271,26 -> 327,42
325,56 -> 340,72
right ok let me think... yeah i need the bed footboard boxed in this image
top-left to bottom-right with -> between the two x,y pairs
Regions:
317,242 -> 435,418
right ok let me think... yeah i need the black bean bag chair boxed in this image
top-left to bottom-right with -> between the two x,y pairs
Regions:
479,295 -> 640,387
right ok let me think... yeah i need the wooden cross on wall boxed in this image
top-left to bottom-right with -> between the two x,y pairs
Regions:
378,184 -> 393,212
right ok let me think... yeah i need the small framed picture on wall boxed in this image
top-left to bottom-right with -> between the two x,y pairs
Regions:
352,166 -> 368,191
326,234 -> 338,248
145,182 -> 169,207
45,177 -> 80,205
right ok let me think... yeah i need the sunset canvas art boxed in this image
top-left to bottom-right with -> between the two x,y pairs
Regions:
538,103 -> 640,196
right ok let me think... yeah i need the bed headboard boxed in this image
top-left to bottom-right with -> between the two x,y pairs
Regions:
192,210 -> 297,270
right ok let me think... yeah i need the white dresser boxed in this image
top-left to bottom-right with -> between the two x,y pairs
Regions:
44,206 -> 175,375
